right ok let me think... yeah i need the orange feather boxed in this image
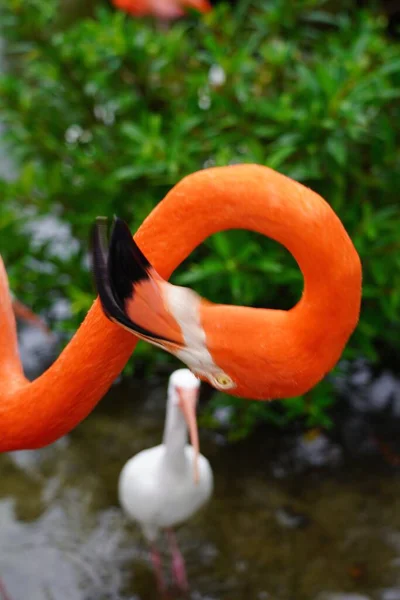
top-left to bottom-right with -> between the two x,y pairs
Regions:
125,279 -> 185,347
0,165 -> 361,452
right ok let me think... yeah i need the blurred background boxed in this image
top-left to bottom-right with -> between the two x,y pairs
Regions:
0,1 -> 400,599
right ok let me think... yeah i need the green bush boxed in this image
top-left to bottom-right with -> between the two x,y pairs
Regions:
0,0 -> 399,437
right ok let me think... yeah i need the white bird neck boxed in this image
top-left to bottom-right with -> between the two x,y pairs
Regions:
162,387 -> 189,467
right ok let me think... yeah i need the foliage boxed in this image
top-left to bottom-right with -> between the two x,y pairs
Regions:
0,0 -> 399,438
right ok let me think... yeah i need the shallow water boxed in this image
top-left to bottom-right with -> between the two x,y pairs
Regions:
1,369 -> 400,600
1,327 -> 400,600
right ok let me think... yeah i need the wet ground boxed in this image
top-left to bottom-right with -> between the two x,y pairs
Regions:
1,327 -> 400,600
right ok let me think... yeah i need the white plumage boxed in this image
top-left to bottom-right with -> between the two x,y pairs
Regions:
119,369 -> 213,591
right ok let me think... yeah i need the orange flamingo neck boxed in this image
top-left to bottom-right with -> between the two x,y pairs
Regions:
135,165 -> 362,398
0,263 -> 27,390
0,165 -> 361,451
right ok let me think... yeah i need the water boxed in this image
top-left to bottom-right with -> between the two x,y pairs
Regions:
1,326 -> 400,600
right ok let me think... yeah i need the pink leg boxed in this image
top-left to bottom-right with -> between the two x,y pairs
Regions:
166,529 -> 189,593
150,544 -> 165,594
0,577 -> 12,600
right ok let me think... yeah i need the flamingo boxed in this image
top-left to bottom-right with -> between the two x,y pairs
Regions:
92,166 -> 362,400
0,165 -> 361,454
119,368 -> 212,592
111,0 -> 212,19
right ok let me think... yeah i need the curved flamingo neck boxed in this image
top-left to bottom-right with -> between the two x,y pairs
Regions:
0,260 -> 27,389
0,164 -> 361,451
0,296 -> 136,451
136,165 -> 361,398
137,165 -> 358,304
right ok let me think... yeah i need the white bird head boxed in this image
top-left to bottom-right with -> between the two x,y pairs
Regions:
168,369 -> 201,484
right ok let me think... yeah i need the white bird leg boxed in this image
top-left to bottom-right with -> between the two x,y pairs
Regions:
150,544 -> 165,594
0,577 -> 11,600
167,529 -> 188,592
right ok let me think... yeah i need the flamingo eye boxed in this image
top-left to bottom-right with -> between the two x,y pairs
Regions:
212,373 -> 235,389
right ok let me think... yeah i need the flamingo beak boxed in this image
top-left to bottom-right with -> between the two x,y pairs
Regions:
177,387 -> 200,485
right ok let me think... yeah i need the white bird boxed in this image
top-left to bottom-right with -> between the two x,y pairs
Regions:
119,368 -> 213,593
